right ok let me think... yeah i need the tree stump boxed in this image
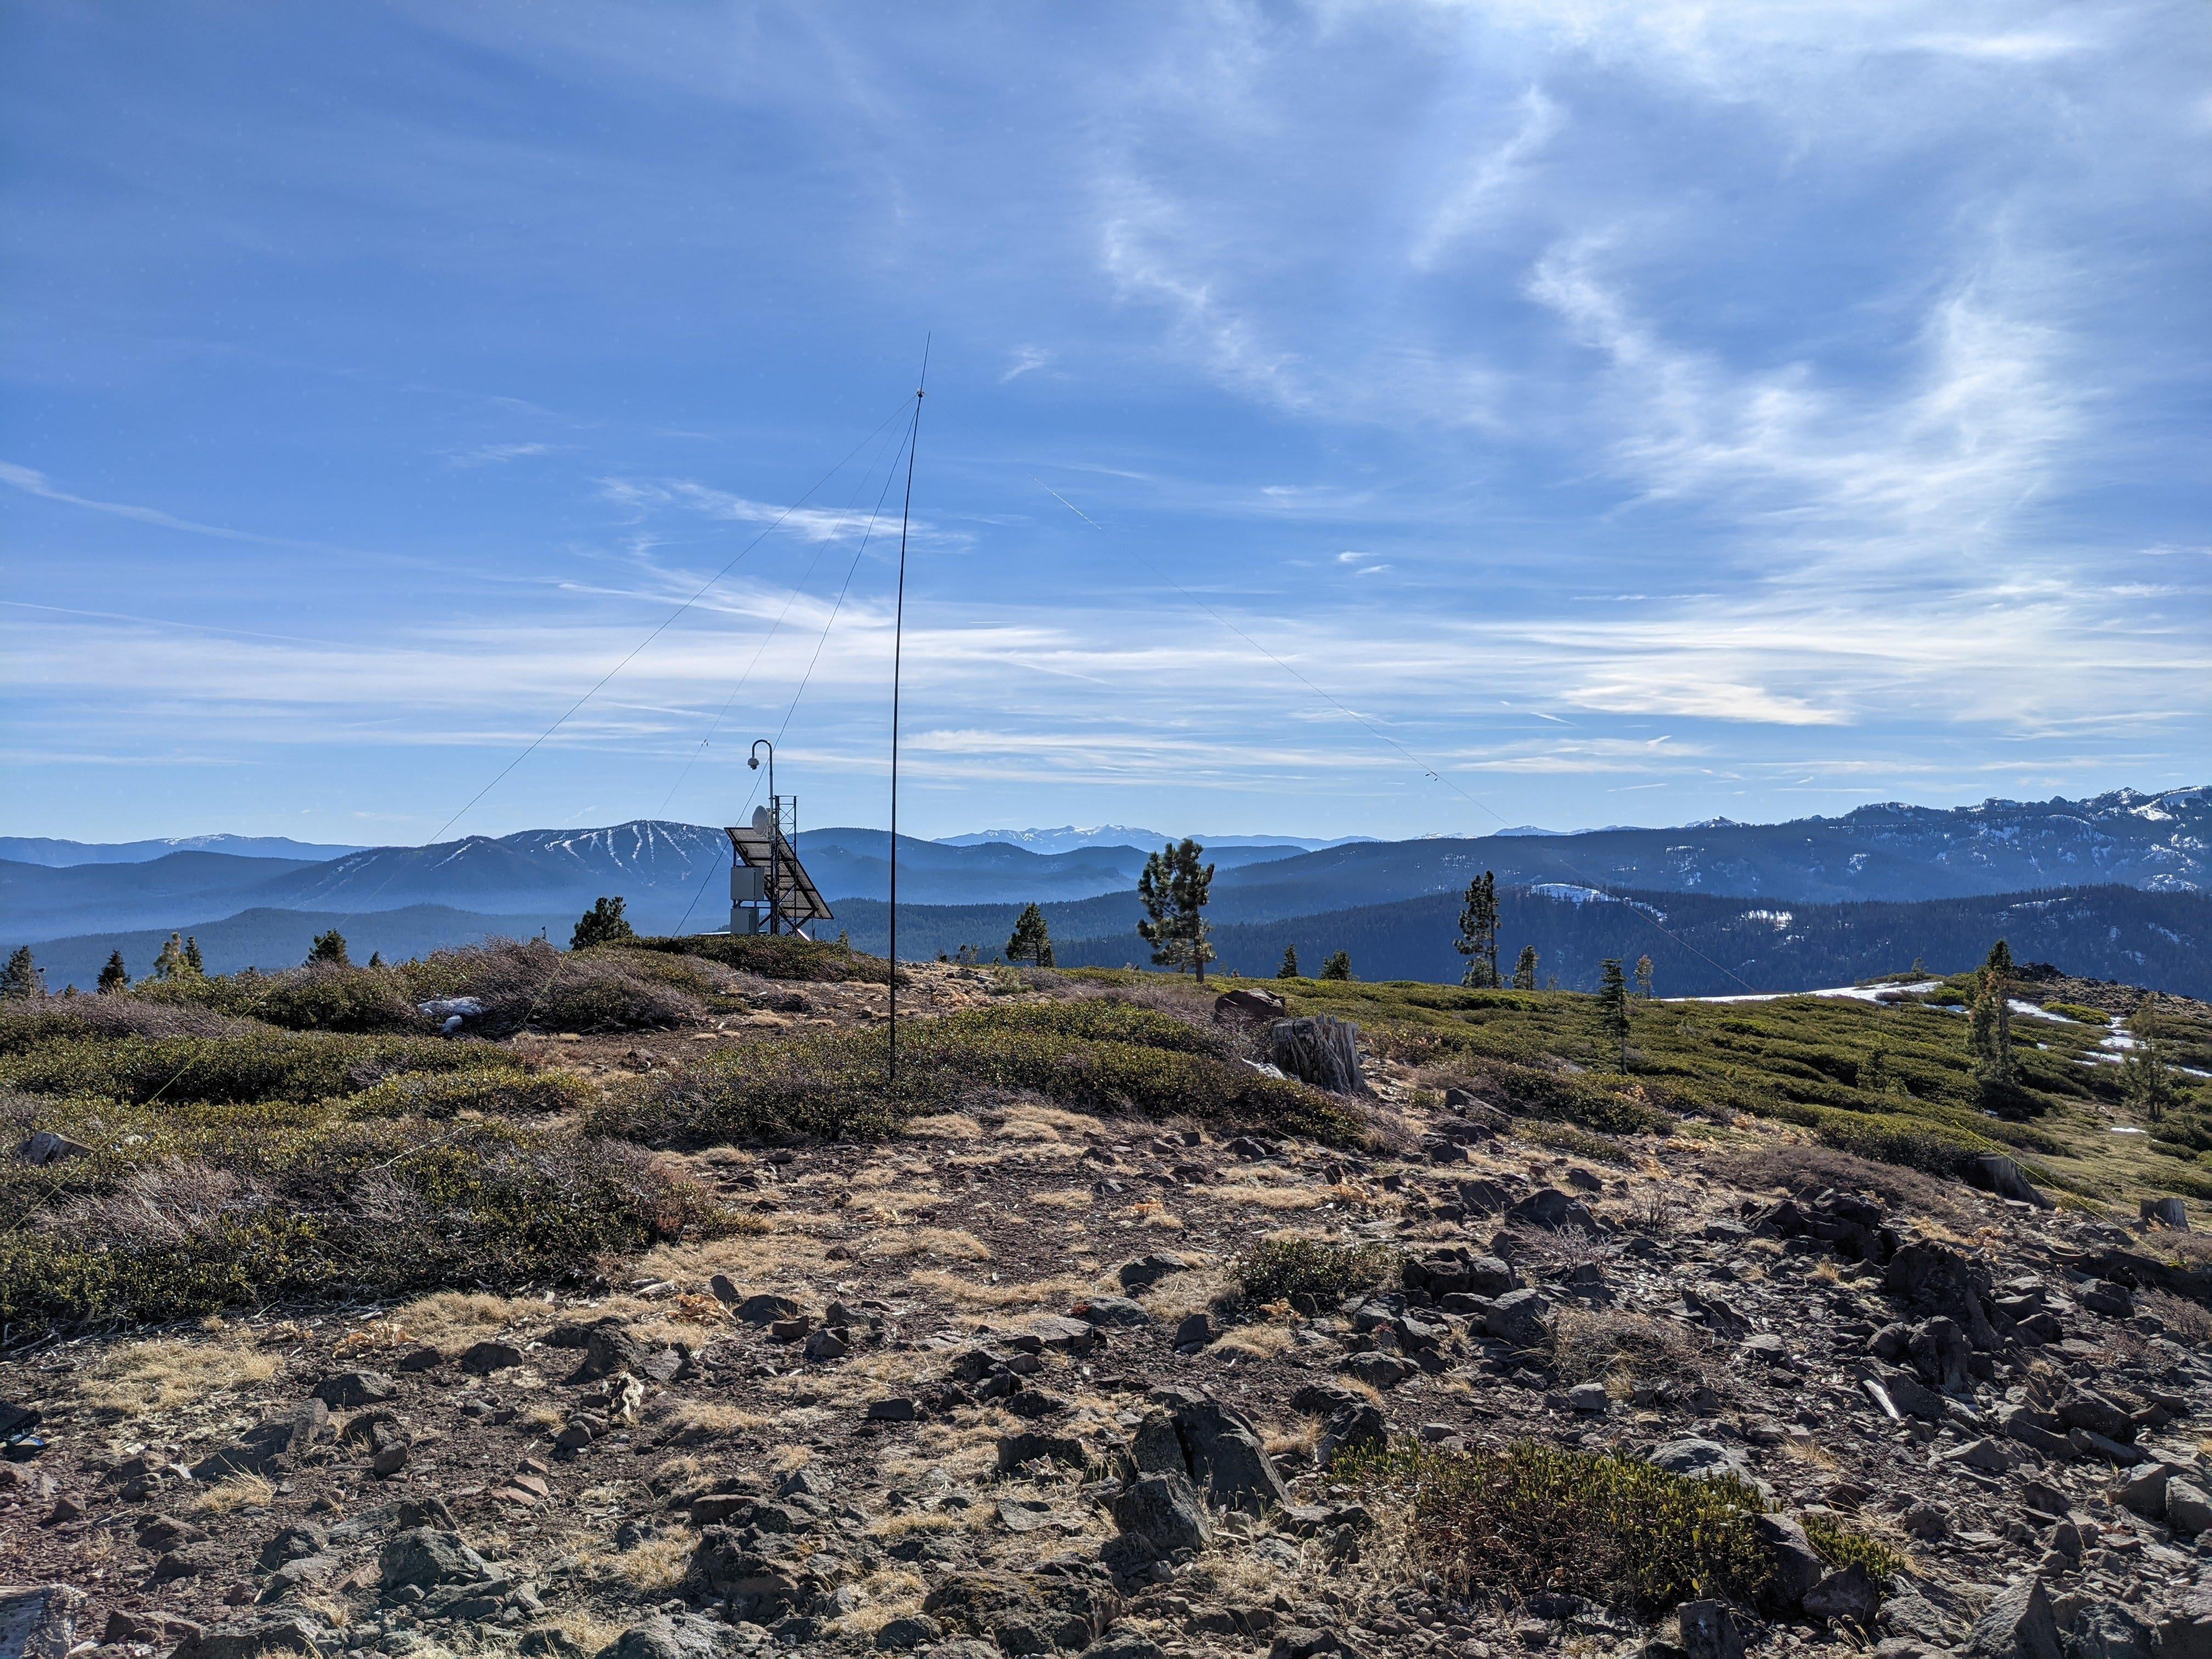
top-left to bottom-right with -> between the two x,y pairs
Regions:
1266,1015 -> 1367,1096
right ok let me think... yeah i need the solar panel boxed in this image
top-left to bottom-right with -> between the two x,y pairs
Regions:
726,804 -> 834,933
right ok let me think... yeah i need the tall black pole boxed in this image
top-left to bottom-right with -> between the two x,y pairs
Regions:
889,340 -> 928,1083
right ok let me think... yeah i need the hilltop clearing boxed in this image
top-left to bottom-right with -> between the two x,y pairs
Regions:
2,939 -> 2209,1659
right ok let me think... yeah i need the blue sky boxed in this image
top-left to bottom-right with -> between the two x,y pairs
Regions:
4,2 -> 2208,846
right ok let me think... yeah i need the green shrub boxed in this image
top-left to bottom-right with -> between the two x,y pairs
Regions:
592,1001 -> 1365,1150
1514,1119 -> 1638,1166
251,964 -> 427,1033
396,939 -> 705,1035
1455,1060 -> 1674,1137
1802,1513 -> 1906,1583
339,1068 -> 595,1119
1231,1237 -> 1397,1305
0,1115 -> 721,1334
0,1030 -> 517,1105
1338,1440 -> 1774,1613
2042,1002 -> 2111,1025
629,933 -> 891,984
0,996 -> 251,1053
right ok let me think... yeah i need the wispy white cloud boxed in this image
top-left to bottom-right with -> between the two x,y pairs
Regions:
447,441 -> 552,467
1412,86 -> 1562,269
1000,346 -> 1053,382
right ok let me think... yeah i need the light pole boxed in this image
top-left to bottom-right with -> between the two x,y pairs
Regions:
748,740 -> 776,935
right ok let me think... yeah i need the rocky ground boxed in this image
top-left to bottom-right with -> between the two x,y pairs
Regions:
5,972 -> 2211,1659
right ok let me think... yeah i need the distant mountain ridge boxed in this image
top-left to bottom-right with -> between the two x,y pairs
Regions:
829,883 -> 2212,1000
0,833 -> 370,867
4,787 -> 2203,990
936,825 -> 1355,854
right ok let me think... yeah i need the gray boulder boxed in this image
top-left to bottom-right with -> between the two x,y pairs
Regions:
1676,1600 -> 1743,1659
2169,1479 -> 2212,1536
1110,1471 -> 1210,1554
1481,1288 -> 1551,1346
923,1566 -> 1119,1655
378,1528 -> 487,1592
311,1372 -> 394,1408
0,1587 -> 83,1659
1906,1318 -> 1972,1393
1149,1390 -> 1289,1514
1803,1565 -> 1880,1626
171,1616 -> 330,1659
1116,1255 -> 1188,1293
592,1615 -> 746,1659
2070,1604 -> 2153,1659
2155,1591 -> 2212,1659
1506,1187 -> 1597,1230
1752,1514 -> 1825,1614
1650,1437 -> 1753,1483
1124,1409 -> 1185,1476
1079,1296 -> 1153,1329
1964,1579 -> 2062,1659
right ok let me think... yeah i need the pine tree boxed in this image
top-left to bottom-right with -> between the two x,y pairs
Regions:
307,928 -> 351,967
0,946 -> 44,1000
1454,871 -> 1500,988
2121,1009 -> 2179,1125
1511,945 -> 1538,991
571,896 -> 635,951
152,933 -> 200,981
98,950 -> 131,994
1136,838 -> 1217,983
1634,955 -> 1654,998
1320,950 -> 1352,981
1006,903 -> 1055,967
183,936 -> 205,974
1277,945 -> 1299,979
1598,957 -> 1632,1070
366,951 -> 385,969
1968,938 -> 2016,1094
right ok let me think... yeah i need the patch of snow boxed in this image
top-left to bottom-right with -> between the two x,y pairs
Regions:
1673,979 -> 1939,1007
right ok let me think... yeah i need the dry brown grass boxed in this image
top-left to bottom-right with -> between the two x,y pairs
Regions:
1000,1103 -> 1102,1140
906,1113 -> 983,1140
1137,1267 -> 1231,1323
1543,1307 -> 1714,1396
190,1472 -> 275,1515
1119,1199 -> 1184,1231
1265,1418 -> 1324,1462
866,1226 -> 992,1262
1198,1180 -> 1327,1212
1209,1323 -> 1292,1360
83,1338 -> 282,1420
579,1528 -> 694,1593
1781,1437 -> 1841,1471
629,1227 -> 830,1295
907,1268 -> 1089,1310
652,1398 -> 772,1443
396,1290 -> 542,1346
2144,1287 -> 2212,1345
530,1613 -> 628,1659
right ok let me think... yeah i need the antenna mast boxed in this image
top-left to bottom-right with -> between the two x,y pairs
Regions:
889,339 -> 928,1084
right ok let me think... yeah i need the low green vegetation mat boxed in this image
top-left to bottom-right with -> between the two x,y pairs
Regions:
1230,1236 -> 1398,1305
630,932 -> 891,984
0,1099 -> 723,1334
1338,1440 -> 1779,1613
0,1029 -> 519,1105
1340,1438 -> 1903,1614
1237,972 -> 2205,1203
590,995 -> 1367,1149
